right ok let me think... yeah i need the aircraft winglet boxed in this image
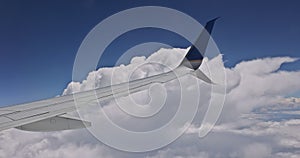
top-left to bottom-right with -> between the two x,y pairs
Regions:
179,18 -> 219,84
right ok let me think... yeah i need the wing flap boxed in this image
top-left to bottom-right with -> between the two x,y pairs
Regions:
16,115 -> 91,132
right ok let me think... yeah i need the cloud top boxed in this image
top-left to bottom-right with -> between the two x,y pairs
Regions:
1,47 -> 300,158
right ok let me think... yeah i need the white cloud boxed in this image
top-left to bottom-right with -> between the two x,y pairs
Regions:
242,143 -> 272,158
1,47 -> 300,158
62,47 -> 187,95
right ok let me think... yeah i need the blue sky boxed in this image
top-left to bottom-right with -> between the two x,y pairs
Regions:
1,0 -> 300,106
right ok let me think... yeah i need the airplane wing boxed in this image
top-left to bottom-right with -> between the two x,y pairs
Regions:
0,18 -> 218,132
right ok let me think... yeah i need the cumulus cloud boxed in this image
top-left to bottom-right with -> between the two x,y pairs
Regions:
62,47 -> 187,95
1,47 -> 300,158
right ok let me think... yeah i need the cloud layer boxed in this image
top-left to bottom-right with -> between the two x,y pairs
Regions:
1,48 -> 300,158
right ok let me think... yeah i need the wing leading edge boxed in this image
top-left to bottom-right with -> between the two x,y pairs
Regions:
0,18 -> 218,132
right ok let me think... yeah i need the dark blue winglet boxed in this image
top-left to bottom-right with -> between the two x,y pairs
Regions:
184,17 -> 219,70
